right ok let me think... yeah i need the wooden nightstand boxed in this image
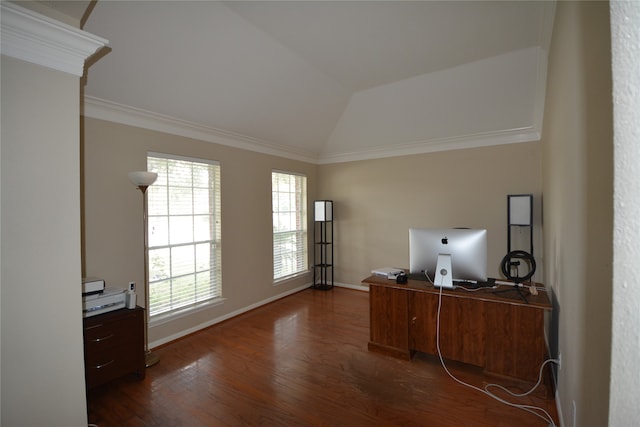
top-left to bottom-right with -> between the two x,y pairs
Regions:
83,307 -> 145,389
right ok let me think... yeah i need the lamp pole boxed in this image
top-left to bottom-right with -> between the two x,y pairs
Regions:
129,171 -> 160,368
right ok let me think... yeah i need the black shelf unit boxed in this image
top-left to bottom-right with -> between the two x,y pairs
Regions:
313,200 -> 333,290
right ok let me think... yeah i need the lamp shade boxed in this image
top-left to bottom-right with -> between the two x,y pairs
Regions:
508,194 -> 532,226
314,200 -> 333,221
128,171 -> 158,187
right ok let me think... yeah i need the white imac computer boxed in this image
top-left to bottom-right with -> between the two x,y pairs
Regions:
409,228 -> 487,288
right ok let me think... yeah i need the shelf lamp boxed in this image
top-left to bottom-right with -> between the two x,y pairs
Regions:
128,171 -> 160,368
507,194 -> 533,256
314,200 -> 333,222
313,200 -> 334,290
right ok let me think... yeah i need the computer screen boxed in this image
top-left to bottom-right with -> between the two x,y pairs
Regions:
409,228 -> 487,283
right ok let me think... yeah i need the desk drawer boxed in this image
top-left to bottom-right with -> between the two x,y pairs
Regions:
85,346 -> 143,389
84,320 -> 141,352
83,307 -> 145,389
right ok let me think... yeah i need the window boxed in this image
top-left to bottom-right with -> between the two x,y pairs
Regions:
272,171 -> 308,281
147,153 -> 222,319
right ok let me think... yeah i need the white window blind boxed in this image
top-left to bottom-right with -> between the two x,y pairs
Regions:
272,171 -> 308,281
147,154 -> 222,318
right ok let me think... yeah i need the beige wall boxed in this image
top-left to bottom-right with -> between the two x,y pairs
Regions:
542,1 -> 613,426
1,55 -> 88,426
83,121 -> 543,352
0,2 -> 623,425
79,4 -> 618,427
318,142 -> 543,287
82,118 -> 317,346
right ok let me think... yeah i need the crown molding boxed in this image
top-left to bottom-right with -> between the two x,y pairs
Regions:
317,127 -> 541,164
0,2 -> 107,77
532,47 -> 549,137
85,95 -> 542,166
83,96 -> 319,164
84,44 -> 549,166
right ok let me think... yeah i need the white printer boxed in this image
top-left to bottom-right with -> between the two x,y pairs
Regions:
82,276 -> 105,296
81,277 -> 126,317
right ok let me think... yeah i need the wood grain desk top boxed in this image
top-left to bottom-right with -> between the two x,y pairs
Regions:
362,274 -> 552,310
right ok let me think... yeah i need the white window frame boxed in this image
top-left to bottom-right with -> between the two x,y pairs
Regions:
146,152 -> 222,323
272,170 -> 308,282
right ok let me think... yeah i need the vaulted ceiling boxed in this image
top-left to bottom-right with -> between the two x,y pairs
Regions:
50,1 -> 556,163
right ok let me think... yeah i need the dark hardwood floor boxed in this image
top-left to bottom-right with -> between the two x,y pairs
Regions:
87,287 -> 558,426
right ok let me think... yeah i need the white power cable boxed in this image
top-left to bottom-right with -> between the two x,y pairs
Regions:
434,284 -> 557,426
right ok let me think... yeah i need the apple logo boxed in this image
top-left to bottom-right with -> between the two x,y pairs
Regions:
441,237 -> 448,245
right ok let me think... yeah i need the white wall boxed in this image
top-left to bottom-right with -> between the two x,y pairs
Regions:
609,1 -> 640,425
1,55 -> 88,426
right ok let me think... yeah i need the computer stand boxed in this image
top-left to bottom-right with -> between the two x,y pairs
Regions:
492,283 -> 530,304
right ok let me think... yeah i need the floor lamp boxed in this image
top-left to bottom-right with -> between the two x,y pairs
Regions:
128,171 -> 160,368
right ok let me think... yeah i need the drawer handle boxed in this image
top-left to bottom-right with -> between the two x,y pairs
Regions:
91,334 -> 114,343
86,324 -> 104,330
92,360 -> 115,370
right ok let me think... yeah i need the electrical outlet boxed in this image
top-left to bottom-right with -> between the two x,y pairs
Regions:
128,281 -> 136,291
558,352 -> 562,369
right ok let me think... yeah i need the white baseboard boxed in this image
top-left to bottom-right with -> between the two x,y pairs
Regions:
149,282 -> 310,349
334,281 -> 369,291
150,281 -> 369,348
555,389 -> 565,427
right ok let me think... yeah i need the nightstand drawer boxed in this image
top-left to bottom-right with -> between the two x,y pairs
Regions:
83,307 -> 145,389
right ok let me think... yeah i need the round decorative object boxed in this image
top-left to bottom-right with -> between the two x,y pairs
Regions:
500,250 -> 536,283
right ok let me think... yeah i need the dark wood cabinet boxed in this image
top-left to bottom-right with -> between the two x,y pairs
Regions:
368,285 -> 411,358
409,291 -> 485,366
484,301 -> 547,381
83,307 -> 145,389
364,275 -> 551,384
407,290 -> 437,355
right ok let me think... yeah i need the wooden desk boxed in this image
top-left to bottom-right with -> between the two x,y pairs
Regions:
363,275 -> 552,383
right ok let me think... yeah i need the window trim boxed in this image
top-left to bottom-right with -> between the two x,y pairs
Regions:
149,151 -> 220,167
149,297 -> 226,328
